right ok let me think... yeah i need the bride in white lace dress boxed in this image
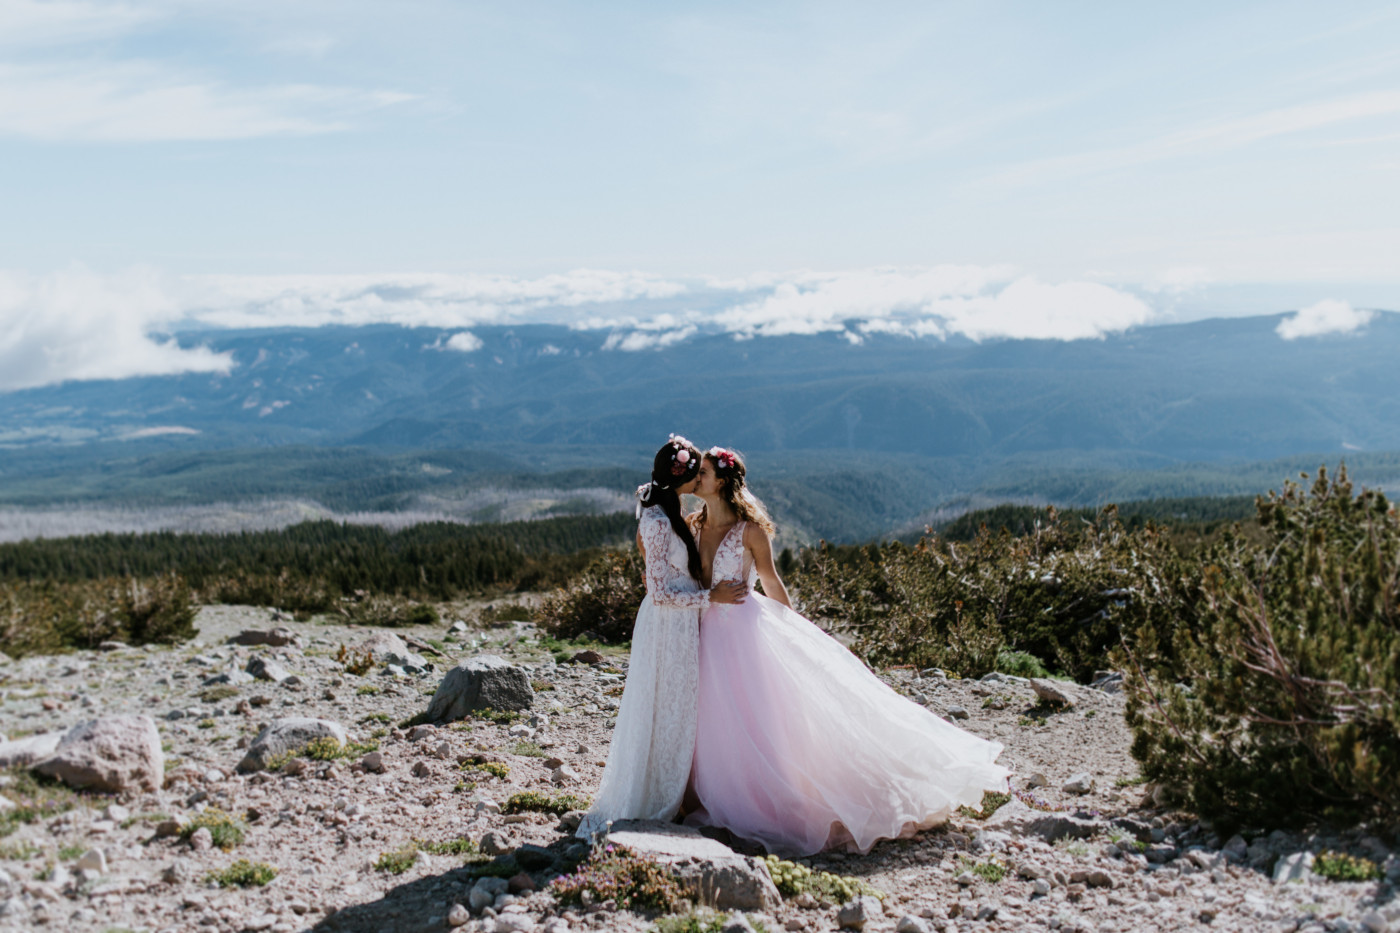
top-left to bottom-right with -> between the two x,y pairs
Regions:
577,436 -> 746,839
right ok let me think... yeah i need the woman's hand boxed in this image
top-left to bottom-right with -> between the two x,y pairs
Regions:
709,580 -> 748,604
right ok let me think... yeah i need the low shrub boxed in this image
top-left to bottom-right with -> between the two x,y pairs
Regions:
537,549 -> 645,643
0,573 -> 195,657
1119,467 -> 1400,830
763,855 -> 882,903
503,792 -> 590,815
962,856 -> 1008,883
208,859 -> 278,887
0,769 -> 79,838
374,845 -> 419,874
180,808 -> 247,850
1313,850 -> 1383,882
341,596 -> 438,628
460,756 -> 510,780
335,643 -> 376,676
957,791 -> 1011,821
551,844 -> 686,913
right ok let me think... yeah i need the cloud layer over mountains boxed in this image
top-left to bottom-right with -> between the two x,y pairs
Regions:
0,264 -> 1381,391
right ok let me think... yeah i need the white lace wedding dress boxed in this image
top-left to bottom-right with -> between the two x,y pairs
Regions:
576,506 -> 707,839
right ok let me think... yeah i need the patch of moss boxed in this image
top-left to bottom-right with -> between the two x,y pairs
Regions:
503,792 -> 590,816
763,855 -> 882,903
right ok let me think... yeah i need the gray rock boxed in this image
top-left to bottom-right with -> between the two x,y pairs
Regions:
188,826 -> 213,851
1032,878 -> 1051,896
606,820 -> 781,911
448,903 -> 470,926
360,751 -> 386,773
1023,772 -> 1048,789
514,844 -> 556,871
245,656 -> 292,683
946,706 -> 970,720
1030,678 -> 1075,707
33,715 -> 162,793
480,831 -> 513,856
236,717 -> 347,772
354,631 -> 427,669
551,765 -> 579,785
1273,851 -> 1316,884
1062,773 -> 1095,795
425,655 -> 535,723
202,665 -> 255,686
838,895 -> 883,930
1222,834 -> 1248,862
0,731 -> 66,769
229,628 -> 295,647
897,916 -> 933,933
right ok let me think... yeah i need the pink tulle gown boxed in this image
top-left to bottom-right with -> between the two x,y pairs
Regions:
686,521 -> 1009,856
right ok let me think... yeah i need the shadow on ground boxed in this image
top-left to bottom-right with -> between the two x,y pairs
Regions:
308,865 -> 476,933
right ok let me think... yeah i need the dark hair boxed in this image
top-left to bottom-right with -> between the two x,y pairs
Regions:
639,437 -> 703,582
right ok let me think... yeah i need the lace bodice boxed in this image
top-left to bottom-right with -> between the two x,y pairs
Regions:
709,520 -> 756,588
639,507 -> 709,609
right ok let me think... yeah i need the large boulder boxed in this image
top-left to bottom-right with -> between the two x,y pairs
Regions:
606,820 -> 781,911
236,717 -> 347,772
0,731 -> 67,769
354,632 -> 427,670
33,716 -> 162,793
425,655 -> 533,723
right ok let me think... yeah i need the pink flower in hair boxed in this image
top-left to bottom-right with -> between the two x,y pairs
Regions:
676,449 -> 690,464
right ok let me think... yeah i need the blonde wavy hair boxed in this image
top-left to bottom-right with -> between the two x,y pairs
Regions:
698,447 -> 775,536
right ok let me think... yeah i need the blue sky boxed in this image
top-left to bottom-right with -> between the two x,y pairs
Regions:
2,1 -> 1399,387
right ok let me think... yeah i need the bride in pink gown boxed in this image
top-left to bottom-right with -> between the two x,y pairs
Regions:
685,447 -> 1009,856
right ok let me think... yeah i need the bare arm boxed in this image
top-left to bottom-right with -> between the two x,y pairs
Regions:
746,523 -> 793,610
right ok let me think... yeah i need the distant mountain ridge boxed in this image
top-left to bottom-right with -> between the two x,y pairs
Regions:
3,312 -> 1399,462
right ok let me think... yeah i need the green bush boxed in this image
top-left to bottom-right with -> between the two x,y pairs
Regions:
537,548 -> 645,643
374,845 -> 419,874
550,844 -> 686,912
763,855 -> 882,903
207,859 -> 277,887
793,507 -> 1187,681
1313,850 -> 1383,882
1119,466 -> 1400,829
0,573 -> 196,657
503,791 -> 590,815
180,808 -> 247,850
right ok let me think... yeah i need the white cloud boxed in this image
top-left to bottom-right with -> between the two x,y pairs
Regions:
0,61 -> 412,142
1276,299 -> 1376,339
602,326 -> 697,351
0,263 -> 1164,388
444,331 -> 483,352
708,267 -> 1151,342
0,266 -> 233,391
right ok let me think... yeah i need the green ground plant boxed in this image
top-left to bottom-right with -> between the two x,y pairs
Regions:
503,792 -> 590,816
762,855 -> 882,903
207,860 -> 277,887
956,791 -> 1011,821
179,808 -> 247,851
1313,851 -> 1383,882
0,770 -> 79,838
537,549 -> 646,643
373,845 -> 419,874
551,844 -> 686,913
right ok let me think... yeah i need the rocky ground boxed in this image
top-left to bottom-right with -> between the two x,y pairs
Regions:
0,604 -> 1397,933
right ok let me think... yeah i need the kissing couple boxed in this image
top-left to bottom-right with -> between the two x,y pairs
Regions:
578,435 -> 1008,856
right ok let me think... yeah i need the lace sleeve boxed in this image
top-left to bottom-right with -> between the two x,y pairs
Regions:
640,508 -> 710,609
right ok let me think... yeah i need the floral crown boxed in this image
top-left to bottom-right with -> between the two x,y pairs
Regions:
708,446 -> 738,471
667,434 -> 696,477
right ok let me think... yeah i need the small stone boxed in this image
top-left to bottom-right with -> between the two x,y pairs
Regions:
1062,773 -> 1095,795
361,751 -> 386,773
188,827 -> 213,851
433,741 -> 452,759
837,894 -> 882,930
411,761 -> 433,778
1030,678 -> 1075,707
572,650 -> 604,665
480,831 -> 513,856
245,656 -> 292,683
543,757 -> 565,769
448,903 -> 470,926
955,871 -> 976,885
244,915 -> 277,932
896,916 -> 933,933
1023,772 -> 1048,789
508,871 -> 536,893
1273,852 -> 1315,884
551,765 -> 579,785
155,818 -> 186,838
946,706 -> 969,720
1032,878 -> 1051,896
408,724 -> 437,742
102,803 -> 130,822
76,849 -> 107,873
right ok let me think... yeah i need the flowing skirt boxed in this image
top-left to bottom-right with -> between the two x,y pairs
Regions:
577,595 -> 699,839
687,592 -> 1008,856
